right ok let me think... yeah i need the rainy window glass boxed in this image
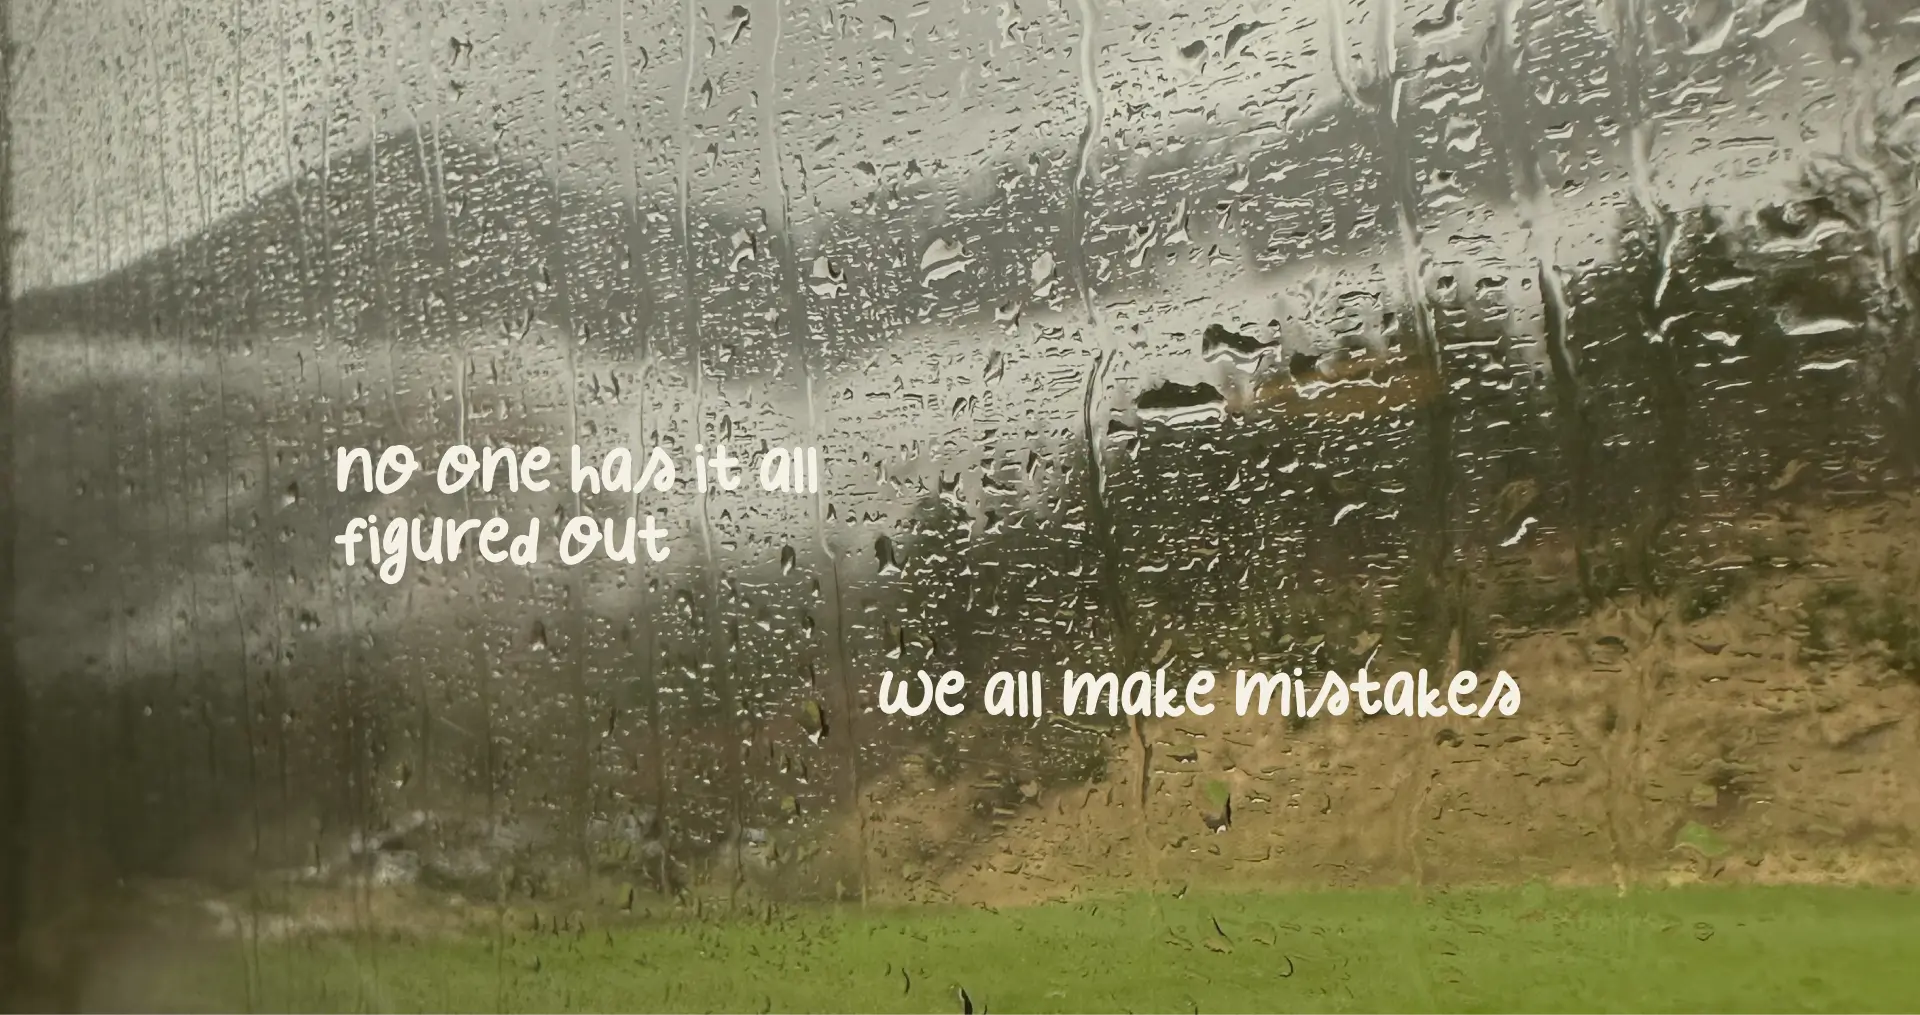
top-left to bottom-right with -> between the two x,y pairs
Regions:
3,0 -> 1920,1010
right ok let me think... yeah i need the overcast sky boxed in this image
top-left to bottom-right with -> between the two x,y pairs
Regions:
9,0 -> 1913,292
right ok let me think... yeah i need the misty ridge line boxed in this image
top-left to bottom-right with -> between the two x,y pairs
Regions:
14,111 -> 1434,355
4,49 -> 1613,541
13,0 -> 1832,555
5,103 -> 1425,576
2,83 -> 1477,570
14,0 -> 1902,449
6,0 -> 1894,694
24,0 -> 1713,370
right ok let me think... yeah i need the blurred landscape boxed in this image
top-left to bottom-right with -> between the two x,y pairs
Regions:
4,0 -> 1920,1010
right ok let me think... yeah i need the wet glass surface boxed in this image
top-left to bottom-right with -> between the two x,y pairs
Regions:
3,0 -> 1920,1010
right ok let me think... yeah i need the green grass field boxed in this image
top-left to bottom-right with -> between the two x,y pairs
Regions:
143,885 -> 1920,1012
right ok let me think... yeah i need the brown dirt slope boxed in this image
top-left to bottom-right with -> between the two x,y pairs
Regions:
843,496 -> 1920,906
